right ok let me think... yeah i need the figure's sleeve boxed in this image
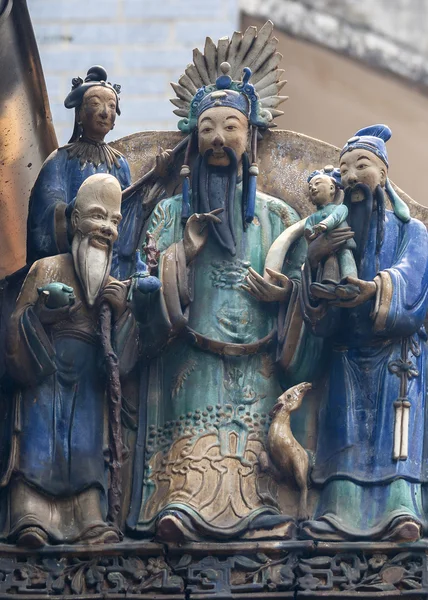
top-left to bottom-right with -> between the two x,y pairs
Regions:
113,309 -> 139,377
299,257 -> 342,338
277,237 -> 326,384
5,262 -> 56,387
113,189 -> 145,279
139,197 -> 190,338
320,204 -> 348,232
126,243 -> 188,358
130,287 -> 172,359
156,240 -> 190,336
26,151 -> 69,263
372,218 -> 428,337
112,168 -> 168,279
304,213 -> 317,235
117,157 -> 132,189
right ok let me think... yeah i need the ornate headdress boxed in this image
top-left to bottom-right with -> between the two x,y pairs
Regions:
170,21 -> 288,222
64,66 -> 121,143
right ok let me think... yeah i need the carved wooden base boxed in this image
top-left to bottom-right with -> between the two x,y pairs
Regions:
0,539 -> 427,598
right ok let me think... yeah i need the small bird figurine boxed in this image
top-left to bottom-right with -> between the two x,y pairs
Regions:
266,382 -> 312,520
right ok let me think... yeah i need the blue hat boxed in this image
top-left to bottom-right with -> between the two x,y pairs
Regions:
308,165 -> 342,188
178,63 -> 272,134
340,124 -> 391,167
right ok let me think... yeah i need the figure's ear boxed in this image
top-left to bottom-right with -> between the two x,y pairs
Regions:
380,166 -> 387,187
77,104 -> 84,126
70,208 -> 79,233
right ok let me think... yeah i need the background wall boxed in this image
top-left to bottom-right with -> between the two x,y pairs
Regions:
241,13 -> 428,204
27,0 -> 239,144
243,0 -> 428,89
241,2 -> 428,204
28,0 -> 428,204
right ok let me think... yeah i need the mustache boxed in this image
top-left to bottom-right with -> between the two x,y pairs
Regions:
345,182 -> 371,192
203,147 -> 235,161
87,231 -> 114,247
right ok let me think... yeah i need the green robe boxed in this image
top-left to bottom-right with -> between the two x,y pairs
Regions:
133,184 -> 320,538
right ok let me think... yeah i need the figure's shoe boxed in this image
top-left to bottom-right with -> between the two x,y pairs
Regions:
15,526 -> 48,548
243,519 -> 296,540
156,512 -> 202,543
334,284 -> 360,300
385,520 -> 421,543
300,519 -> 347,541
79,525 -> 121,545
310,283 -> 337,300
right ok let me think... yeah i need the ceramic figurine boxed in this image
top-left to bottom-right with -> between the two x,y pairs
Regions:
301,125 -> 428,543
305,167 -> 358,300
25,66 -> 168,279
266,382 -> 312,520
4,174 -> 147,547
26,67 -> 131,271
128,22 -> 325,543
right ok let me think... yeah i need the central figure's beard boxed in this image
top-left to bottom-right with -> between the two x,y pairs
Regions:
192,147 -> 239,256
72,231 -> 112,306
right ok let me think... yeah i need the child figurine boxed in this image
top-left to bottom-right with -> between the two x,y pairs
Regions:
305,166 -> 358,300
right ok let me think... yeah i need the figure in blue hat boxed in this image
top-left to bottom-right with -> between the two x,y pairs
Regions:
305,166 -> 358,300
301,124 -> 428,543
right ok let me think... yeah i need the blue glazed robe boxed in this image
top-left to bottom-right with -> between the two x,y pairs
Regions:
129,184 -> 322,538
5,254 -> 138,541
302,209 -> 428,537
26,146 -> 131,277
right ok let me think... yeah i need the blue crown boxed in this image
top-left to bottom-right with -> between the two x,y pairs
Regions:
178,63 -> 273,133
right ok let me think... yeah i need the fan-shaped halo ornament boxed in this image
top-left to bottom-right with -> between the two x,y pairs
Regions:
170,20 -> 287,129
169,21 -> 288,223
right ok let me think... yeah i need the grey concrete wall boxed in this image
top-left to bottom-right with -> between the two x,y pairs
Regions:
28,0 -> 239,145
241,13 -> 428,206
242,0 -> 428,90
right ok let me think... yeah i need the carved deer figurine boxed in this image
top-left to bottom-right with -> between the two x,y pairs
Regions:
265,382 -> 312,520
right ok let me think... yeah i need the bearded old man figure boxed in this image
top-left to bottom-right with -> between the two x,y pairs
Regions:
300,126 -> 428,542
128,26 -> 332,543
5,174 -> 139,547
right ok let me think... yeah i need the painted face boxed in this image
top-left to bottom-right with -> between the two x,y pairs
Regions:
197,106 -> 248,166
78,86 -> 117,142
308,174 -> 335,206
72,175 -> 122,248
74,184 -> 122,249
71,175 -> 122,306
340,149 -> 387,192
